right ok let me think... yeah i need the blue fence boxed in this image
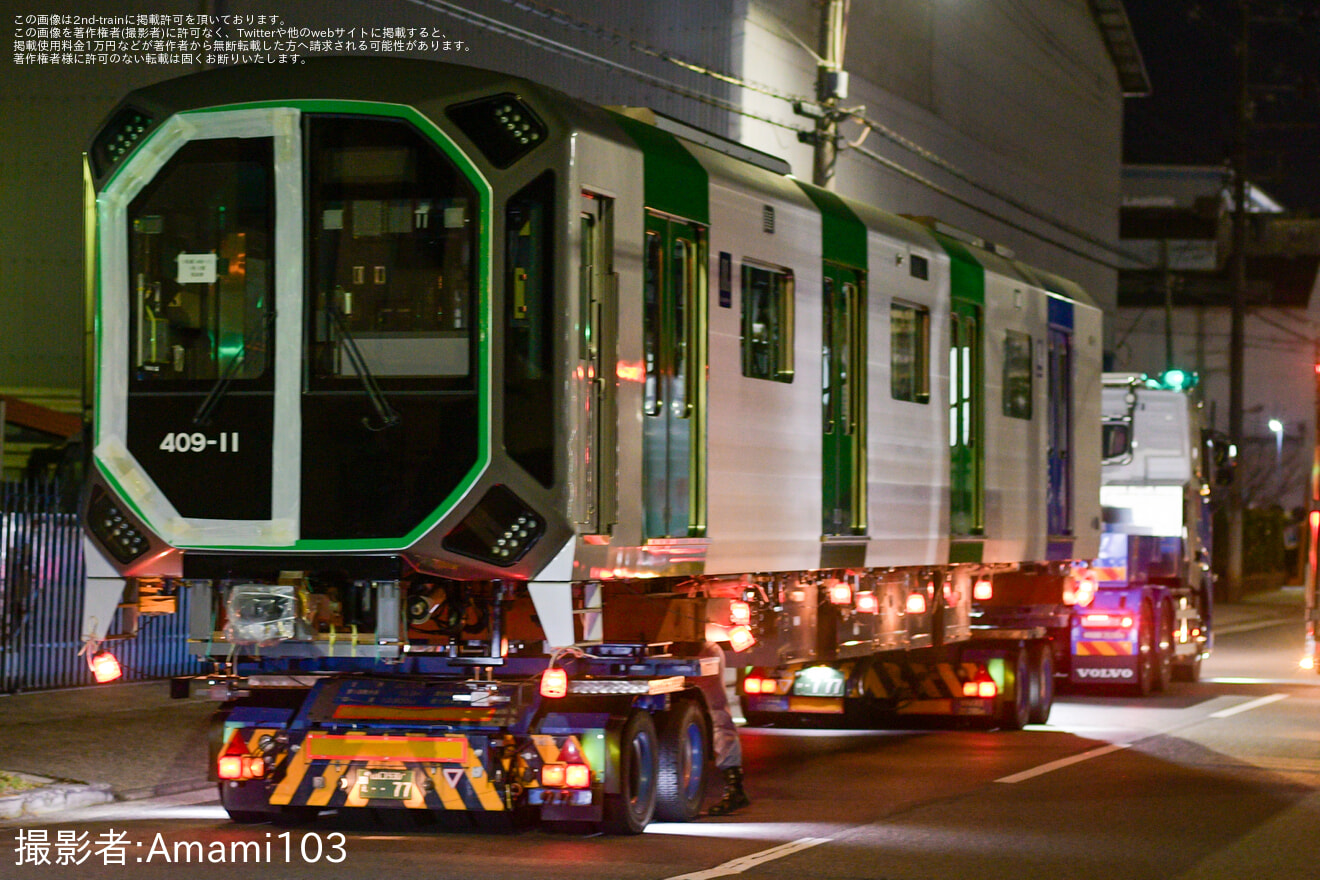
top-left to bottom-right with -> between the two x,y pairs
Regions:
0,479 -> 204,692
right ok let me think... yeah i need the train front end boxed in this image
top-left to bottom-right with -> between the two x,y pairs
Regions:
81,61 -> 584,667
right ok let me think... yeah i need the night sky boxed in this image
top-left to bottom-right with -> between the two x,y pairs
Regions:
1123,1 -> 1320,213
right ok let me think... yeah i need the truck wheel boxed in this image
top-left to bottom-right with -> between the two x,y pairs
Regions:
998,647 -> 1031,731
1027,641 -> 1054,725
1133,605 -> 1156,696
602,711 -> 659,834
655,699 -> 710,822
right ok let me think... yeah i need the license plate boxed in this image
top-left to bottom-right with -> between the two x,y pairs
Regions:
359,769 -> 413,800
792,667 -> 846,697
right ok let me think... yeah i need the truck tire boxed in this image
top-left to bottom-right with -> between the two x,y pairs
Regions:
1133,604 -> 1156,697
602,711 -> 659,834
998,646 -> 1031,731
1027,641 -> 1054,725
655,699 -> 710,822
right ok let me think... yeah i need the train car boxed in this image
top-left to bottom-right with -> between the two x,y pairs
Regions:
80,57 -> 1101,831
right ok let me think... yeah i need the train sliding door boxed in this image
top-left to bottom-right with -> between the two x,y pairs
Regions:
575,193 -> 616,535
822,264 -> 867,536
642,213 -> 707,539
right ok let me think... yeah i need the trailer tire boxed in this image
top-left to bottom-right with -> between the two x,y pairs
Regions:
655,699 -> 710,822
998,647 -> 1031,731
602,711 -> 659,834
1027,641 -> 1054,725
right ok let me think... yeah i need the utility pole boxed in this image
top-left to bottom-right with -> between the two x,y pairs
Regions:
1226,0 -> 1251,602
809,0 -> 849,189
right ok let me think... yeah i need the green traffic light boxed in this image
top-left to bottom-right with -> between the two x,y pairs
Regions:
1161,368 -> 1192,391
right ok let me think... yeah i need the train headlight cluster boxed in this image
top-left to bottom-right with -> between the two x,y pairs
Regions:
87,486 -> 149,564
443,485 -> 545,567
92,106 -> 154,174
445,93 -> 548,168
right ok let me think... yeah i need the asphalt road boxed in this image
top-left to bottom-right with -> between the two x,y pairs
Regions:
7,608 -> 1319,880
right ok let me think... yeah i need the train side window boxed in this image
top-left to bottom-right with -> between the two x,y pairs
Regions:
1002,330 -> 1033,420
741,262 -> 794,382
504,171 -> 556,486
1103,421 -> 1132,460
890,301 -> 930,403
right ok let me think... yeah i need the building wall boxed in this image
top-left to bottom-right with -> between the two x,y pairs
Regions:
2,0 -> 1127,398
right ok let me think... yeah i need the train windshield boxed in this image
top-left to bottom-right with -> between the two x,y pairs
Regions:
127,137 -> 274,385
307,115 -> 478,386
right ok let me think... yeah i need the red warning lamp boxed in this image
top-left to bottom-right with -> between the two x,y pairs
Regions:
906,591 -> 928,615
540,668 -> 569,699
729,600 -> 751,626
728,625 -> 756,652
91,651 -> 122,683
855,592 -> 879,614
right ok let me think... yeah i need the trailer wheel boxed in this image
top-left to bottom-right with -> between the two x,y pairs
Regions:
1027,641 -> 1054,725
655,699 -> 710,822
602,711 -> 659,834
998,647 -> 1031,731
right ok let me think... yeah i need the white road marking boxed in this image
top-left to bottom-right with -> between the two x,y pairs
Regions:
994,743 -> 1130,784
1208,693 -> 1289,718
662,837 -> 830,880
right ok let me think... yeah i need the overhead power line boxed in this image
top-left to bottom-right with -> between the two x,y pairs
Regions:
410,0 -> 1149,269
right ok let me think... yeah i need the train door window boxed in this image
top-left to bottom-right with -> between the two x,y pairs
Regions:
949,305 -> 984,535
127,137 -> 274,385
305,115 -> 478,386
1002,330 -> 1033,420
890,301 -> 929,403
643,231 -> 663,416
671,236 -> 695,416
504,171 -> 556,486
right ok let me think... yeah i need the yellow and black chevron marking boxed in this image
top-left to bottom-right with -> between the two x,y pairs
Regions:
1075,640 -> 1135,656
268,732 -> 509,811
855,661 -> 982,701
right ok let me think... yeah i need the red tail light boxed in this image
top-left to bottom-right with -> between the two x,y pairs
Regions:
564,764 -> 591,789
855,593 -> 879,614
906,592 -> 928,615
729,600 -> 751,625
828,582 -> 852,605
973,579 -> 993,601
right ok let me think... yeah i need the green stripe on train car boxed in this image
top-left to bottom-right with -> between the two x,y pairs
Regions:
607,111 -> 708,224
795,183 -> 867,270
932,233 -> 985,306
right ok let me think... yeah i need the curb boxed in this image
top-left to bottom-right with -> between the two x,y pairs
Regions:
0,779 -> 114,821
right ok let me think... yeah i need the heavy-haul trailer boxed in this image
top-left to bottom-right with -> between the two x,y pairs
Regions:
975,373 -> 1225,694
79,58 -> 1103,832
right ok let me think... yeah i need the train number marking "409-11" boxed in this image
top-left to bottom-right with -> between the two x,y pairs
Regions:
159,432 -> 240,453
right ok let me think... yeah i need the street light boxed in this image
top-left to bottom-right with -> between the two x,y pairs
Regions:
1269,418 -> 1284,461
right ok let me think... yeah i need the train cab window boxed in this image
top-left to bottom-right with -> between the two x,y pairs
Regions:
504,172 -> 556,486
740,263 -> 794,382
890,301 -> 930,403
1002,330 -> 1033,420
1103,421 -> 1132,460
127,137 -> 274,385
306,115 -> 478,385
